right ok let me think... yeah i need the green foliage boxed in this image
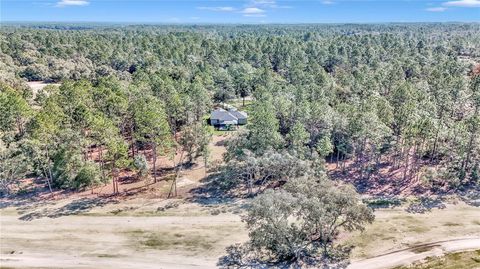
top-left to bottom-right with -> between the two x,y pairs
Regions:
1,23 -> 480,193
74,161 -> 104,189
286,122 -> 310,156
51,144 -> 103,190
105,136 -> 130,170
220,176 -> 374,268
0,140 -> 29,196
133,154 -> 149,180
224,149 -> 316,196
246,89 -> 283,154
132,94 -> 172,150
0,83 -> 31,133
316,136 -> 334,158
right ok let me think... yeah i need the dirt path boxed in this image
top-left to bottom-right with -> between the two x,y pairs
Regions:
348,237 -> 480,269
0,212 -> 246,269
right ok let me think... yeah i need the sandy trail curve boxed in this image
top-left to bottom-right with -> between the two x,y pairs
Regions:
348,237 -> 480,269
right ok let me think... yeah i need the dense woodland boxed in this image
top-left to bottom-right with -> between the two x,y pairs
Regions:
1,23 -> 479,195
1,23 -> 480,267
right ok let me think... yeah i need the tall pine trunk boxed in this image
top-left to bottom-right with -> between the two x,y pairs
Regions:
44,146 -> 53,193
153,142 -> 157,183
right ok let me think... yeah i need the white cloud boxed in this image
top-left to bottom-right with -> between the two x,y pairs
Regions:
443,0 -> 480,7
241,7 -> 266,17
241,7 -> 265,14
322,0 -> 335,4
426,7 -> 447,11
197,6 -> 236,12
249,0 -> 291,9
251,0 -> 276,5
199,3 -> 272,17
56,0 -> 89,7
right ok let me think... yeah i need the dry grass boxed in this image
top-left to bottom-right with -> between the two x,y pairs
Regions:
135,231 -> 216,252
347,203 -> 480,259
393,250 -> 480,269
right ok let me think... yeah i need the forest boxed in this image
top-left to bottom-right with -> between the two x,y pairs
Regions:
1,23 -> 480,268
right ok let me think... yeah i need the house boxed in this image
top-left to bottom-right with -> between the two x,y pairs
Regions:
210,108 -> 248,127
228,108 -> 248,125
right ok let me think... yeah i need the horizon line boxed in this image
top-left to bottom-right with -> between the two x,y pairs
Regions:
2,21 -> 480,25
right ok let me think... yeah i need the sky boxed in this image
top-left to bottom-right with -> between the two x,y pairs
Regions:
1,0 -> 479,23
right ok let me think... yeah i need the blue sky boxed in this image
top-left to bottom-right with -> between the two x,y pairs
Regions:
2,0 -> 479,23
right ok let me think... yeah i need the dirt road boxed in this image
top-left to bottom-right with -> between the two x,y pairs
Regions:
0,211 -> 246,269
348,237 -> 480,269
2,199 -> 480,269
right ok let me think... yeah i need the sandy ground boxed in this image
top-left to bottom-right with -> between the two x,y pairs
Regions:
347,202 -> 480,260
0,208 -> 246,269
2,199 -> 478,269
26,81 -> 60,99
348,237 -> 480,269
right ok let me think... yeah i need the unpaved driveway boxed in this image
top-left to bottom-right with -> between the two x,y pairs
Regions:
2,200 -> 480,269
348,237 -> 480,269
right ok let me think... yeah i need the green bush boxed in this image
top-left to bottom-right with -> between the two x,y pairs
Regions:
74,162 -> 104,190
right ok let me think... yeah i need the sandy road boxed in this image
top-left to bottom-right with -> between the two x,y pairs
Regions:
0,213 -> 246,269
1,207 -> 480,269
348,237 -> 480,269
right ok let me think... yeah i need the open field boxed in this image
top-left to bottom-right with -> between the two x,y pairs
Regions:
1,192 -> 479,269
0,201 -> 246,269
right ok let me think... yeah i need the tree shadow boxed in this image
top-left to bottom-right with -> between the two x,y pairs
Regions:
405,196 -> 446,214
329,161 -> 431,197
117,175 -> 141,185
215,139 -> 227,147
18,197 -> 118,221
459,188 -> 480,207
1,197 -> 55,215
187,172 -> 238,206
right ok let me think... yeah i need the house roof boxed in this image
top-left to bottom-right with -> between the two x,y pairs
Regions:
211,108 -> 238,122
229,109 -> 247,120
211,108 -> 248,122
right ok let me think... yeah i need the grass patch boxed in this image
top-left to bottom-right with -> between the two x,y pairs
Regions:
212,129 -> 232,136
442,222 -> 462,227
472,220 -> 480,225
143,233 -> 214,251
410,245 -> 438,254
391,214 -> 415,220
365,198 -> 403,208
394,250 -> 480,269
96,253 -> 124,258
407,225 -> 429,233
225,99 -> 253,112
126,229 -> 146,235
381,236 -> 396,241
129,230 -> 217,252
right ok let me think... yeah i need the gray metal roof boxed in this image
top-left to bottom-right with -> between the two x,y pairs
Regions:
229,109 -> 247,120
211,108 -> 238,122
